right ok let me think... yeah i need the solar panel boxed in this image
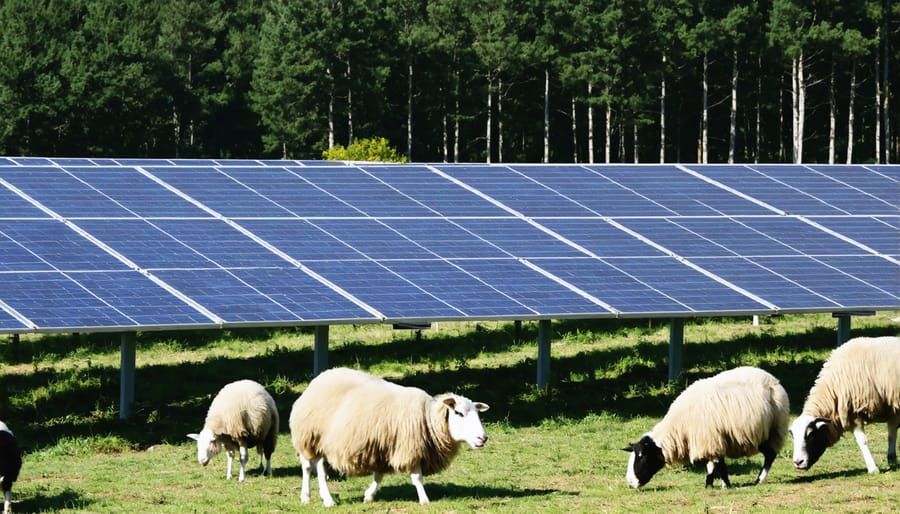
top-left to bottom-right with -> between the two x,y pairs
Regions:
0,160 -> 897,334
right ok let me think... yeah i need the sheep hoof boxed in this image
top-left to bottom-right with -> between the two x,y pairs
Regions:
867,467 -> 880,474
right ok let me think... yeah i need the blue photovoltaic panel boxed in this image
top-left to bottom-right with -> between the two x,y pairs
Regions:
454,218 -> 586,258
303,259 -> 465,319
453,259 -> 610,316
537,218 -> 668,258
379,259 -> 539,317
64,167 -> 210,218
808,216 -> 900,256
0,167 -> 135,218
237,219 -> 363,262
306,219 -> 437,260
364,165 -> 512,217
750,165 -> 895,215
290,166 -> 435,217
585,165 -> 775,216
0,220 -> 129,271
143,166 -> 291,218
435,165 -> 595,216
66,271 -> 215,326
381,218 -> 511,259
218,166 -> 363,218
807,165 -> 900,211
229,268 -> 375,321
0,272 -> 137,329
0,187 -> 48,218
152,268 -> 305,323
0,159 -> 897,333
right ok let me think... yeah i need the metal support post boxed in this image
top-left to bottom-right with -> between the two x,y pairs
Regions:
314,325 -> 329,376
120,332 -> 136,420
537,319 -> 551,388
669,319 -> 684,382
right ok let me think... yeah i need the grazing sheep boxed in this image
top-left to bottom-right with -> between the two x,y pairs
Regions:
187,379 -> 279,482
0,421 -> 22,514
789,335 -> 900,474
289,367 -> 489,506
623,366 -> 789,488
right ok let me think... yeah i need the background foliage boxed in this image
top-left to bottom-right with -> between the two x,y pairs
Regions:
0,0 -> 896,163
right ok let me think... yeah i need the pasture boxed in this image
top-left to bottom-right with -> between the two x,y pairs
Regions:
1,312 -> 897,512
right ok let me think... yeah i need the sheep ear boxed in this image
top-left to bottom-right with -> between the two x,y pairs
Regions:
474,402 -> 489,412
187,433 -> 199,441
621,444 -> 636,452
813,418 -> 832,429
442,397 -> 457,409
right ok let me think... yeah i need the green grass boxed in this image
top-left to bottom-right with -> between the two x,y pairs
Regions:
1,313 -> 898,513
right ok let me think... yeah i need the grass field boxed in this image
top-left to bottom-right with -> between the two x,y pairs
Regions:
1,312 -> 898,513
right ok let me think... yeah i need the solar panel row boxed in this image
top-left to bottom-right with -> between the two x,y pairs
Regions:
0,158 -> 897,333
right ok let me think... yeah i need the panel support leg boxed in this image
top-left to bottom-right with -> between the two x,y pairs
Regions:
537,319 -> 551,389
120,332 -> 136,420
314,325 -> 329,376
669,319 -> 684,382
836,315 -> 851,346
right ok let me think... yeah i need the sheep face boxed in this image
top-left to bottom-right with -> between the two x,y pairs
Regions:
623,434 -> 665,488
789,415 -> 831,471
442,395 -> 489,449
187,428 -> 220,466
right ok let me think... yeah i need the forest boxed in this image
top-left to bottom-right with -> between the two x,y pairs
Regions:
0,0 -> 897,164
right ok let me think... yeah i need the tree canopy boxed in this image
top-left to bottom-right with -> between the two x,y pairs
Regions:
0,0 -> 896,163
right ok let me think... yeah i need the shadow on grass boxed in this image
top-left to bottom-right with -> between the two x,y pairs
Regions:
17,487 -> 91,512
344,482 -> 564,503
2,318 -> 896,453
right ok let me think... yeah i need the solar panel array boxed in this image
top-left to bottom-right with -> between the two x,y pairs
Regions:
0,157 -> 897,334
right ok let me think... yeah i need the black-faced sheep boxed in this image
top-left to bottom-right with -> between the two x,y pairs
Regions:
623,366 -> 789,488
0,421 -> 22,514
289,367 -> 489,506
789,335 -> 900,474
187,379 -> 279,482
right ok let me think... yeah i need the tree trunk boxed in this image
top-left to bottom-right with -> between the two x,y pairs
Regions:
588,82 -> 595,163
618,119 -> 625,162
847,60 -> 857,164
327,66 -> 335,149
729,49 -> 738,164
828,60 -> 836,164
454,70 -> 460,163
660,53 -> 666,163
792,52 -> 805,164
875,29 -> 881,163
571,95 -> 578,162
407,63 -> 413,162
701,52 -> 709,164
633,124 -> 639,163
605,101 -> 612,163
486,76 -> 492,163
884,17 -> 891,164
543,68 -> 550,163
347,60 -> 353,145
756,55 -> 762,163
498,78 -> 504,163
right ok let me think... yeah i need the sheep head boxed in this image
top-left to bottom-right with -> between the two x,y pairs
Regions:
623,433 -> 665,488
187,428 -> 220,466
439,394 -> 489,449
789,414 -> 835,471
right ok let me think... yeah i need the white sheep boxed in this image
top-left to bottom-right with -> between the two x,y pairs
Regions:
187,379 -> 279,482
289,367 -> 489,506
0,421 -> 22,514
623,366 -> 789,488
789,335 -> 900,474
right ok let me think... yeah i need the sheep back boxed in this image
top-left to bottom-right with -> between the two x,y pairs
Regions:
205,379 -> 279,453
652,366 -> 789,465
801,336 -> 900,435
290,368 -> 459,477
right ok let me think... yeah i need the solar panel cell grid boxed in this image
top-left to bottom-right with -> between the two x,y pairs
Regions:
0,159 -> 896,332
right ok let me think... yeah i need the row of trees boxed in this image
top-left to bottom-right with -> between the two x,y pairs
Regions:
0,0 -> 897,164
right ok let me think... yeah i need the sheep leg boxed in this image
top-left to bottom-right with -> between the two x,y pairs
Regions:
260,447 -> 272,477
300,456 -> 312,504
756,444 -> 777,484
315,458 -> 336,507
3,490 -> 10,514
410,465 -> 429,504
705,460 -> 730,488
363,472 -> 383,503
887,419 -> 898,464
225,449 -> 235,480
238,446 -> 249,482
852,425 -> 880,473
